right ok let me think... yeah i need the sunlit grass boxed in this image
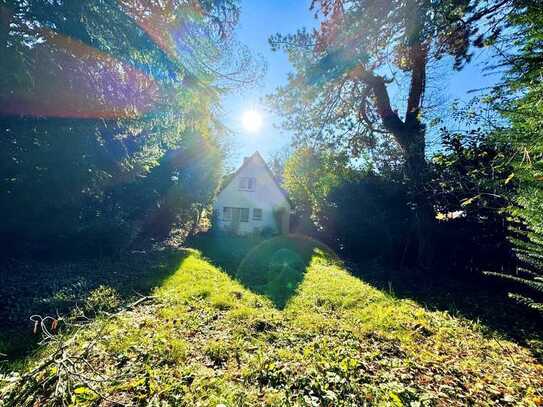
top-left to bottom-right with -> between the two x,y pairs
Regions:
2,241 -> 542,406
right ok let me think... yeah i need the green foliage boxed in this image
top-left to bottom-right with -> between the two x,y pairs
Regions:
0,0 -> 253,255
320,177 -> 414,265
269,1 -> 518,269
84,285 -> 121,315
267,0 -> 512,171
431,130 -> 514,212
484,2 -> 543,313
429,129 -> 516,273
282,147 -> 361,228
282,148 -> 427,267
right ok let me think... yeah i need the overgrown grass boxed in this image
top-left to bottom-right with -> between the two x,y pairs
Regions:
0,250 -> 186,361
189,233 -> 334,308
1,237 -> 542,406
236,234 -> 335,308
187,233 -> 265,276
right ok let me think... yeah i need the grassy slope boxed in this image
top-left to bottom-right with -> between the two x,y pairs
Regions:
0,251 -> 186,359
1,243 -> 542,406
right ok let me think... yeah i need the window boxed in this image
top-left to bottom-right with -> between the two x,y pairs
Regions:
223,207 -> 249,222
223,207 -> 232,221
240,208 -> 249,222
239,177 -> 256,191
253,208 -> 262,221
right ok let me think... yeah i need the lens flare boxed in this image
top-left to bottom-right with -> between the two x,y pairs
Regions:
0,1 -> 215,119
0,1 -> 217,119
118,0 -> 204,60
0,27 -> 161,118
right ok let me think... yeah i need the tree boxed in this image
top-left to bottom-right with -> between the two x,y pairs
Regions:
268,0 -> 515,266
483,1 -> 543,313
0,0 -> 257,256
282,146 -> 361,230
430,127 -> 515,274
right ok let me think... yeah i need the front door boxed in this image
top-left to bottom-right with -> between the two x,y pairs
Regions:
231,207 -> 241,234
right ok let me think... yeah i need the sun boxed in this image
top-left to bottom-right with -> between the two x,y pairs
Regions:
242,109 -> 263,132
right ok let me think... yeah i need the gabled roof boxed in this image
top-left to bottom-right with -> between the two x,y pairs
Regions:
218,151 -> 291,206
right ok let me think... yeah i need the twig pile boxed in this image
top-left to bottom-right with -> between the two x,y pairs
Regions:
0,296 -> 156,407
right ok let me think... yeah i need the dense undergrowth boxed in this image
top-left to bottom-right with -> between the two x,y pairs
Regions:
1,237 -> 542,406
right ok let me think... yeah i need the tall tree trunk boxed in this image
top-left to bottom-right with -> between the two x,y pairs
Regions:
357,42 -> 435,269
399,125 -> 434,270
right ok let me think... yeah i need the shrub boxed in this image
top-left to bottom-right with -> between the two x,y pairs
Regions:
318,177 -> 413,266
84,285 -> 121,314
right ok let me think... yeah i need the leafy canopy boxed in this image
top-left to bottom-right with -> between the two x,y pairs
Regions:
283,147 -> 361,227
485,1 -> 543,313
0,0 -> 259,255
268,0 -> 514,169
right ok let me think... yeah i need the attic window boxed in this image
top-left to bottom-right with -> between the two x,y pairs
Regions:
239,177 -> 256,191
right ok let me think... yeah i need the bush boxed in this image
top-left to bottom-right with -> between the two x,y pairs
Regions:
0,0 -> 229,259
317,177 -> 413,266
429,130 -> 515,276
84,285 -> 121,314
0,119 -> 222,258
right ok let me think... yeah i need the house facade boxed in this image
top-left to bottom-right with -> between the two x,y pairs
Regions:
213,152 -> 291,235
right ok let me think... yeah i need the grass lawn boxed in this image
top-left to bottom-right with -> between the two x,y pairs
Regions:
1,235 -> 542,406
0,250 -> 187,361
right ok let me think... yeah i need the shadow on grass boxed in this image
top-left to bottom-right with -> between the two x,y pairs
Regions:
0,249 -> 188,364
188,233 -> 332,309
349,260 -> 543,361
192,232 -> 542,359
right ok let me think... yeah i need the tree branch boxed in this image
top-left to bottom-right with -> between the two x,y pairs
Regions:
406,42 -> 427,119
356,69 -> 406,136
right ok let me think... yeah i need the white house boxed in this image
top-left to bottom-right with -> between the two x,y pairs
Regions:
213,152 -> 291,235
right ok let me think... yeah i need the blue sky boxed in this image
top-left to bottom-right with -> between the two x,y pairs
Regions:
221,1 -> 500,168
220,0 -> 317,169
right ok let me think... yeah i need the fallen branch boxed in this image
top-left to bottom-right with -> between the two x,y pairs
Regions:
126,295 -> 156,310
1,295 -> 159,406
